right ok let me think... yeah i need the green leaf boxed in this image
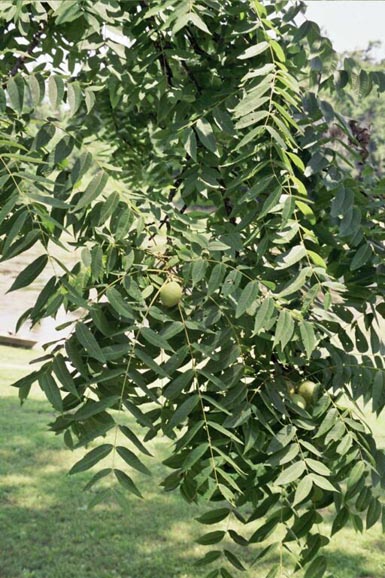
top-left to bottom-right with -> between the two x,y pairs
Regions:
163,369 -> 194,400
276,267 -> 311,298
54,1 -> 81,24
173,13 -> 190,34
299,321 -> 316,359
366,498 -> 381,529
220,569 -> 234,578
183,128 -> 197,161
167,394 -> 200,430
259,186 -> 282,218
196,531 -> 226,545
38,372 -> 63,412
249,517 -> 279,544
67,82 -> 82,116
372,371 -> 384,413
74,396 -> 119,420
69,444 -> 113,474
235,280 -> 259,318
207,263 -> 226,295
213,108 -> 235,135
228,529 -> 248,547
266,125 -> 287,149
194,551 -> 222,567
347,461 -> 366,489
307,250 -> 327,269
7,75 -> 24,113
304,556 -> 327,578
310,474 -> 338,492
48,75 -> 64,109
306,459 -> 331,476
114,469 -> 143,498
0,195 -> 18,226
34,123 -> 56,150
238,42 -> 269,60
274,310 -> 295,350
293,475 -> 313,506
189,12 -> 211,34
268,443 -> 300,467
27,74 -> 44,108
2,211 -> 28,256
135,347 -> 168,378
182,442 -> 209,470
350,243 -> 372,271
331,507 -> 349,535
106,287 -> 134,319
223,549 -> 246,571
52,354 -> 80,398
7,254 -> 48,293
85,88 -> 96,114
119,425 -> 153,457
270,40 -> 286,62
191,259 -> 207,286
116,446 -> 151,476
267,425 -> 297,454
196,508 -> 231,525
275,461 -> 306,485
296,200 -> 316,224
73,171 -> 109,212
75,322 -> 106,362
2,230 -> 40,262
12,370 -> 40,402
234,107 -> 269,130
195,118 -> 217,154
253,297 -> 275,335
276,245 -> 306,270
207,421 -> 243,444
83,468 -> 112,491
141,327 -> 173,352
0,86 -> 5,112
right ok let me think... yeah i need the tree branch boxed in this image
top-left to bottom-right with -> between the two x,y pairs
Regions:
139,0 -> 174,87
8,21 -> 47,80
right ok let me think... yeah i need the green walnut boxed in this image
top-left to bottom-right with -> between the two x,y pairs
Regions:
290,393 -> 307,410
159,281 -> 183,308
298,380 -> 320,405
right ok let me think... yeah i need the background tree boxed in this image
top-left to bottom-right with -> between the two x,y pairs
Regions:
328,42 -> 385,175
1,1 -> 385,576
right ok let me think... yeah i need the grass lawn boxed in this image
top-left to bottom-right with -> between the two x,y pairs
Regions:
1,344 -> 385,578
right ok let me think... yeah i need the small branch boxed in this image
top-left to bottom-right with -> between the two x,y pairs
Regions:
154,35 -> 174,87
149,189 -> 187,242
181,60 -> 201,94
348,119 -> 371,179
149,204 -> 187,242
139,0 -> 174,87
223,195 -> 236,225
185,27 -> 212,60
8,22 -> 47,79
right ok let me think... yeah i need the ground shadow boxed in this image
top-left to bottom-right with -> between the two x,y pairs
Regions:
1,395 -> 384,578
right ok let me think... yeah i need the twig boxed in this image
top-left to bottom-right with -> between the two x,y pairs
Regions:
139,0 -> 174,87
7,22 -> 47,81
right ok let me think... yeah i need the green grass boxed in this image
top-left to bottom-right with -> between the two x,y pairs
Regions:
1,344 -> 385,578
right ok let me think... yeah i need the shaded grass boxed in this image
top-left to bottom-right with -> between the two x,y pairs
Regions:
1,345 -> 385,578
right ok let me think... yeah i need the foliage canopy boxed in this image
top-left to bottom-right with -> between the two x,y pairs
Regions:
1,1 -> 385,576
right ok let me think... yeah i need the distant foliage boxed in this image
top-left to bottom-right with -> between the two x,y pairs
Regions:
1,1 -> 385,576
